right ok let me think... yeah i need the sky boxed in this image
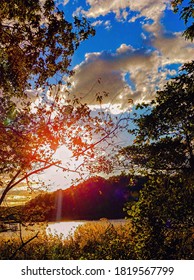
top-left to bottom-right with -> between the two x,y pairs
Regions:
39,0 -> 194,190
4,0 -> 194,205
61,0 -> 194,108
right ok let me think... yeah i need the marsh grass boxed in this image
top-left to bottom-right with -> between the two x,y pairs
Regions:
0,220 -> 135,260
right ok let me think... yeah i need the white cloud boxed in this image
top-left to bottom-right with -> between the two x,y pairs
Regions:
67,49 -> 156,107
116,44 -> 134,54
66,32 -> 193,109
81,0 -> 171,35
141,32 -> 147,40
153,33 -> 194,65
91,20 -> 103,27
73,6 -> 83,17
104,20 -> 112,30
91,19 -> 112,30
48,0 -> 69,6
66,0 -> 194,111
83,0 -> 131,18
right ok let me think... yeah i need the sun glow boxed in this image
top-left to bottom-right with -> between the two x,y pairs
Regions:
37,146 -> 85,191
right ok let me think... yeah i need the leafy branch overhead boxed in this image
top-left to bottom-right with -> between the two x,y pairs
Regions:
0,0 -> 95,97
0,1 -> 132,207
171,0 -> 194,41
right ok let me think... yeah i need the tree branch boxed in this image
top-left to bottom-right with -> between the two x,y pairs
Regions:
9,231 -> 39,260
0,162 -> 59,206
0,169 -> 21,206
76,117 -> 132,157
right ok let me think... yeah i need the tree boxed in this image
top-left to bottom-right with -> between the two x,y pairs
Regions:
121,61 -> 194,175
122,62 -> 194,259
0,0 -> 93,206
0,0 -> 95,97
0,1 -> 131,208
171,0 -> 194,41
0,90 -> 130,207
126,175 -> 194,259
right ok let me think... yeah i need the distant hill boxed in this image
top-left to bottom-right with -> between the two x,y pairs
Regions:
22,175 -> 146,222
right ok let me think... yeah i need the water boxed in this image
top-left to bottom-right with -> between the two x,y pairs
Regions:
47,219 -> 126,239
0,219 -> 126,240
47,220 -> 86,238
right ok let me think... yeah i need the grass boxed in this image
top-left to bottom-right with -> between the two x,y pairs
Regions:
1,219 -> 193,259
0,220 -> 135,260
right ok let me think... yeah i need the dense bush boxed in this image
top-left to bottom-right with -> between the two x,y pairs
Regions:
126,175 -> 194,260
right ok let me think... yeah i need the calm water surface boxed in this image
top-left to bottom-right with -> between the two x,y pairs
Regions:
47,219 -> 126,239
0,219 -> 126,240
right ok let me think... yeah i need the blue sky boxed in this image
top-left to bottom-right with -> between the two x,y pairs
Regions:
54,0 -> 194,110
39,0 -> 194,191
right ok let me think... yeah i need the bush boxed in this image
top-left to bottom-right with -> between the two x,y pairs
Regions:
71,219 -> 134,259
126,175 -> 194,259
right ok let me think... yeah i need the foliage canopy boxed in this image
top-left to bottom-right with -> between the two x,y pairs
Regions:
0,0 -> 95,97
0,0 -> 130,207
122,61 -> 194,175
121,2 -> 194,258
123,61 -> 194,259
171,0 -> 194,41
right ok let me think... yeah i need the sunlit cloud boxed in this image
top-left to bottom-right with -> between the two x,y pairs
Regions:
82,0 -> 171,35
82,0 -> 132,19
91,20 -> 103,27
153,32 -> 194,65
91,19 -> 112,30
65,0 -> 193,109
67,33 -> 193,108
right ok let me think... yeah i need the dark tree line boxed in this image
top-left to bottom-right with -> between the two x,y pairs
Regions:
22,175 -> 145,221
